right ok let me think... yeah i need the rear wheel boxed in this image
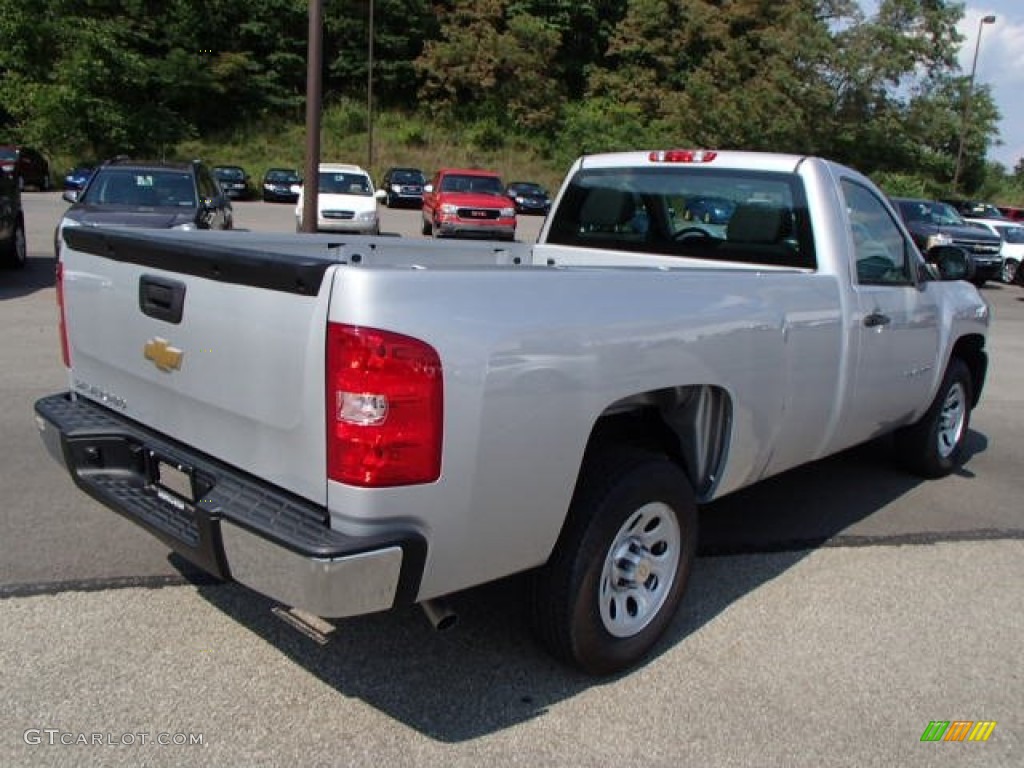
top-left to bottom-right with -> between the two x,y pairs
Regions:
896,358 -> 972,478
531,446 -> 697,675
1,218 -> 27,269
421,216 -> 431,236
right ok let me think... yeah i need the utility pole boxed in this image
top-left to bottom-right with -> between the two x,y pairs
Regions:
301,0 -> 324,233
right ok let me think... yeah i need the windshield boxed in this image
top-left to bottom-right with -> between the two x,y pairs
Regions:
266,170 -> 300,183
898,200 -> 966,226
962,202 -> 1004,219
440,174 -> 504,194
319,172 -> 371,195
215,167 -> 245,180
0,147 -> 16,161
391,170 -> 425,184
512,183 -> 546,195
81,169 -> 197,207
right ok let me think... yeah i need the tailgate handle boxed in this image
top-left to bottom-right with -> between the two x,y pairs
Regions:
139,275 -> 186,324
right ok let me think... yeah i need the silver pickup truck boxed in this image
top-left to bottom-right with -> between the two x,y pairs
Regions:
35,149 -> 989,674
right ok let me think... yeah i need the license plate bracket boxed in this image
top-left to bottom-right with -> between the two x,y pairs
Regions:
153,456 -> 196,504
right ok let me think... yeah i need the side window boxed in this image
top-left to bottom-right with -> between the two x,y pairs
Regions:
841,179 -> 913,285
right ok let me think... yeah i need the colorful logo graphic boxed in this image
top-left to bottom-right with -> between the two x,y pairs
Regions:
920,721 -> 997,742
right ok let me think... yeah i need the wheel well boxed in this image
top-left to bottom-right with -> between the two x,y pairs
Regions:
951,334 -> 987,407
581,385 -> 731,502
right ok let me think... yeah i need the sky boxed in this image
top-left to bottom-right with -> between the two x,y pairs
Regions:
860,1 -> 1024,170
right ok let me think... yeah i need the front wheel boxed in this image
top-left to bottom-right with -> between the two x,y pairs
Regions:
531,446 -> 697,675
895,358 -> 973,478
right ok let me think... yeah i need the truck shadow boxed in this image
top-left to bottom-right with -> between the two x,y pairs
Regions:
0,255 -> 56,300
184,430 -> 987,742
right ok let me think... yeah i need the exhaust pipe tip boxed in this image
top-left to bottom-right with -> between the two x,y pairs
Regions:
421,598 -> 458,631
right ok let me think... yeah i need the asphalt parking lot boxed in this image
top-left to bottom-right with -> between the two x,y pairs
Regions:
1,193 -> 1021,767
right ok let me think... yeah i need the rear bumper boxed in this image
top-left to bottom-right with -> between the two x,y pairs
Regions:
34,392 -> 426,618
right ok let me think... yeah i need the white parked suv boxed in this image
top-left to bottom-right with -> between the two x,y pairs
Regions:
964,217 -> 1024,284
296,163 -> 379,234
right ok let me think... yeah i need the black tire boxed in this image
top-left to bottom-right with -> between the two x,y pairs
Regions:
895,358 -> 973,478
1,218 -> 27,270
421,217 -> 431,236
531,446 -> 697,675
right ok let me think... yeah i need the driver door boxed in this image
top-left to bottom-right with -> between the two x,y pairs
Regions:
840,178 -> 941,443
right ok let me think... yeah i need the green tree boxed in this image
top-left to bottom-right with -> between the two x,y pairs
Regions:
325,0 -> 438,109
415,0 -> 564,132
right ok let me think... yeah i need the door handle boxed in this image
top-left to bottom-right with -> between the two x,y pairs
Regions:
864,311 -> 890,328
139,275 -> 186,324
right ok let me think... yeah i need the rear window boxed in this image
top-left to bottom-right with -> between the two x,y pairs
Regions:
546,167 -> 815,269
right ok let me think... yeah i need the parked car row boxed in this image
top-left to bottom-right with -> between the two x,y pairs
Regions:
289,163 -> 552,239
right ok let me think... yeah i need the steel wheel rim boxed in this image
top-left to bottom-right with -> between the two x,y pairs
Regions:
1002,260 -> 1018,284
599,501 -> 681,638
937,381 -> 967,459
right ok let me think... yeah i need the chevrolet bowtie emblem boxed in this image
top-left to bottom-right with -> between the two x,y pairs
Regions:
144,337 -> 183,372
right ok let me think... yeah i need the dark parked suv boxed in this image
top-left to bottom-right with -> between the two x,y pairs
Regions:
56,158 -> 233,254
1,164 -> 27,268
213,165 -> 254,200
891,197 -> 1002,287
0,144 -> 51,191
379,167 -> 426,208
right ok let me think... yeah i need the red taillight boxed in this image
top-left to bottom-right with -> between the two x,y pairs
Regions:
648,149 -> 718,163
56,261 -> 71,368
326,323 -> 443,487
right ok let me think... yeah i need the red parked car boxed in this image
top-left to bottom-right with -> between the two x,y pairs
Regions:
421,168 -> 516,241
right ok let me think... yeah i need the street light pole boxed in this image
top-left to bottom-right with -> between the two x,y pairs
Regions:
951,14 -> 996,195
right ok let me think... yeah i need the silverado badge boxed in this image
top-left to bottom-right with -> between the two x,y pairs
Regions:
144,337 -> 184,372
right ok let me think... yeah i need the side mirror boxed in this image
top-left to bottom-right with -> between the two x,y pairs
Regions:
62,190 -> 79,203
926,245 -> 974,282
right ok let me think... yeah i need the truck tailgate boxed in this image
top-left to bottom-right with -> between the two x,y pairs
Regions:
59,227 -> 338,505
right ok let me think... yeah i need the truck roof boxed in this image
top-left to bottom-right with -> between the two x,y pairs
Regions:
575,149 -> 810,174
